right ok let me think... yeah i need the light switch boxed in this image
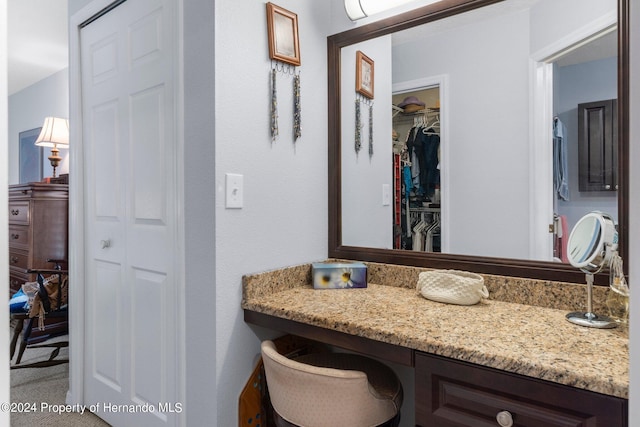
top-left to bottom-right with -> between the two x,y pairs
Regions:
226,173 -> 243,208
382,184 -> 391,206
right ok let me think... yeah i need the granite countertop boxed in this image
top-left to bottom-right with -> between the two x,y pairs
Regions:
242,263 -> 629,399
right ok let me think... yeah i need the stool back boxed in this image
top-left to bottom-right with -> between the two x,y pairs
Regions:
261,340 -> 397,427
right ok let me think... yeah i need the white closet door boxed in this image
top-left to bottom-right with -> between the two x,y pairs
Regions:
80,0 -> 179,425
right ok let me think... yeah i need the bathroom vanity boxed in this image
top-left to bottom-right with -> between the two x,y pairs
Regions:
301,0 -> 632,423
242,262 -> 628,426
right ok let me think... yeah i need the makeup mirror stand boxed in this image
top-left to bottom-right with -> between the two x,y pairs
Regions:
566,271 -> 616,329
565,211 -> 618,329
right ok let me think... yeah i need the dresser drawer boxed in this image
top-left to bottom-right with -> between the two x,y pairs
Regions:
415,352 -> 627,427
9,201 -> 30,225
9,225 -> 29,250
10,274 -> 24,293
9,270 -> 34,294
9,249 -> 29,271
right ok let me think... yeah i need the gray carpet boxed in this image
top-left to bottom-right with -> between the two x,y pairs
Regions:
10,333 -> 111,427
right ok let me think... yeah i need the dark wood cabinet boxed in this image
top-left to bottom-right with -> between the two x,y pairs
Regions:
578,99 -> 618,192
8,183 -> 68,293
415,352 -> 627,427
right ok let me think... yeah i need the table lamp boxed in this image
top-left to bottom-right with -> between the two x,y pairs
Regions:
35,117 -> 69,179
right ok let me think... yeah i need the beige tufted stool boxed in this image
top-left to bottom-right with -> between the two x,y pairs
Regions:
261,340 -> 403,427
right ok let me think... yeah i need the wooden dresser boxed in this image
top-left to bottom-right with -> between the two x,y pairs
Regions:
8,183 -> 69,293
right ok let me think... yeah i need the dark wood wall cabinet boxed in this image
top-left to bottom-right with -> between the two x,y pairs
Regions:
578,99 -> 618,192
8,183 -> 69,293
415,352 -> 627,427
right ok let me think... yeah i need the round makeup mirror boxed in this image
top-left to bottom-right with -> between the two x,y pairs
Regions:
566,211 -> 618,328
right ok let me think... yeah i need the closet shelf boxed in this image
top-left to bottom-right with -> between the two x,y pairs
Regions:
392,104 -> 440,118
410,205 -> 440,212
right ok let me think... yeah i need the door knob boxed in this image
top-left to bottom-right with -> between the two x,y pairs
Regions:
100,239 -> 111,249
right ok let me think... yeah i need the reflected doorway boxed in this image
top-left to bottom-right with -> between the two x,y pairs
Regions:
392,85 -> 442,252
530,24 -> 619,263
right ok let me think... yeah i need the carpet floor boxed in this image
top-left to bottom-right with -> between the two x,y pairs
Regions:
10,334 -> 111,427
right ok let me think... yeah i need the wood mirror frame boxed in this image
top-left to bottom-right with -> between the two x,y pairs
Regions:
327,0 -> 629,285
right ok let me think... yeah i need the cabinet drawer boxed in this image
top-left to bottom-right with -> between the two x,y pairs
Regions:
9,249 -> 29,270
10,274 -> 24,293
9,201 -> 30,225
9,225 -> 29,249
9,270 -> 34,293
415,352 -> 627,427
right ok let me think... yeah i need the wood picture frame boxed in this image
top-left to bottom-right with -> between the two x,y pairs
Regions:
356,51 -> 374,99
19,127 -> 43,183
266,2 -> 301,66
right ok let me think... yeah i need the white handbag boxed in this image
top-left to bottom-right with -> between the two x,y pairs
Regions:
417,270 -> 489,305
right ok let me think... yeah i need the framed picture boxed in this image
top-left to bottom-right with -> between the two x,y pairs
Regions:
19,127 -> 43,183
266,2 -> 301,66
356,51 -> 374,99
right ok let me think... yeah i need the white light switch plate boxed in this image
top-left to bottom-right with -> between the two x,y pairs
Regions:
226,173 -> 243,208
382,184 -> 391,206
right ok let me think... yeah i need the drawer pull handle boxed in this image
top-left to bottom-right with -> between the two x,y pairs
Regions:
100,239 -> 111,249
496,410 -> 513,427
10,256 -> 19,264
11,209 -> 20,215
11,233 -> 19,239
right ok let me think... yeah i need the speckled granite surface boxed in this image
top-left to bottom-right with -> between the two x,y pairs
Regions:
242,261 -> 628,399
353,260 -> 612,313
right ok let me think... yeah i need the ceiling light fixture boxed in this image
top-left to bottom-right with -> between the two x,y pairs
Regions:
344,0 -> 441,21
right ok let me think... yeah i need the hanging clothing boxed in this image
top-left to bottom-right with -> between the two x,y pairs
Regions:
420,128 -> 440,199
553,117 -> 569,201
409,126 -> 440,200
404,126 -> 424,196
402,120 -> 441,201
403,165 -> 413,195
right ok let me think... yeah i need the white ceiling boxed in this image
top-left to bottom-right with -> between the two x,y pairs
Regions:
8,0 -> 69,96
554,30 -> 617,67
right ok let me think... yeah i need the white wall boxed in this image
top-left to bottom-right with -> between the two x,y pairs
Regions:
529,0 -> 617,53
214,1 -> 332,425
182,1 -> 217,425
341,36 -> 394,248
8,68 -> 70,183
392,8 -> 531,259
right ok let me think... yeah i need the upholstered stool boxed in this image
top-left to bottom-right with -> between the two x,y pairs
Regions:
261,340 -> 403,427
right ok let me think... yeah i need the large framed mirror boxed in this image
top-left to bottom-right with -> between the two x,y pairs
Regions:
328,0 -> 629,285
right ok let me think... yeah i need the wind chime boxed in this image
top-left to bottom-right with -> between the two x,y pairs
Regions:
355,51 -> 375,158
266,3 -> 302,143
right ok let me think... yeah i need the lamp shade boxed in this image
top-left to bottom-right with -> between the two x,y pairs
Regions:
344,0 -> 441,21
35,117 -> 69,148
